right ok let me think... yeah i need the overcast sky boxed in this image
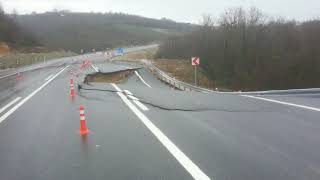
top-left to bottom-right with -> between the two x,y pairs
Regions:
1,0 -> 319,23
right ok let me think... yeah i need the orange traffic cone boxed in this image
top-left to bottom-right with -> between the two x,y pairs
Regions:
79,105 -> 89,135
16,72 -> 22,81
80,61 -> 86,70
70,78 -> 75,97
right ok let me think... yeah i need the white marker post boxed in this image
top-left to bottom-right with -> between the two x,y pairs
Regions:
191,57 -> 200,86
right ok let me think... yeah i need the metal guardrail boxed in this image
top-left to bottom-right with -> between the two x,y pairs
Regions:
142,60 -> 215,93
0,57 -> 72,79
142,60 -> 320,95
110,47 -> 320,95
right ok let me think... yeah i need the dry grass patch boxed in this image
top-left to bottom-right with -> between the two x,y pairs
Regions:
153,59 -> 215,89
114,47 -> 215,89
0,42 -> 10,57
0,51 -> 77,69
113,48 -> 157,61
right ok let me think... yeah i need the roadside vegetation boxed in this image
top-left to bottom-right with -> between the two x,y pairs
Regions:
0,6 -> 39,49
157,7 -> 320,91
16,11 -> 196,52
114,48 -> 215,89
153,59 -> 215,89
113,48 -> 157,61
0,5 -> 77,70
0,51 -> 76,69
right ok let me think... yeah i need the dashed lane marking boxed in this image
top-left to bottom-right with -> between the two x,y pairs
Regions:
0,66 -> 69,124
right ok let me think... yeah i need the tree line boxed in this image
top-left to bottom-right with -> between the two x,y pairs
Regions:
0,6 -> 38,48
156,8 -> 320,90
16,11 -> 195,52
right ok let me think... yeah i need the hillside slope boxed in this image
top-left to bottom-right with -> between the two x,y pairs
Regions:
17,12 -> 195,52
0,9 -> 38,50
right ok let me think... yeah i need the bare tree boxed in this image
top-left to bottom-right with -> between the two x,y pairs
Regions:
157,7 -> 320,90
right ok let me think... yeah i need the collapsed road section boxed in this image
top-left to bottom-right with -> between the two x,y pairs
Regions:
84,68 -> 140,84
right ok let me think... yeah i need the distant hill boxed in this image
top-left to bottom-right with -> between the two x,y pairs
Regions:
0,8 -> 38,50
16,11 -> 196,52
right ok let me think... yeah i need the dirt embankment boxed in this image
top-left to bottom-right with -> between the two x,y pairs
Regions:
85,69 -> 137,83
0,42 -> 10,57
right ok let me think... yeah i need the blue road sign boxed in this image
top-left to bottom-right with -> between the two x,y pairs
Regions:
116,48 -> 124,54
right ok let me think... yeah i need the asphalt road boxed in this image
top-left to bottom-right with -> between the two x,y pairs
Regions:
0,51 -> 320,180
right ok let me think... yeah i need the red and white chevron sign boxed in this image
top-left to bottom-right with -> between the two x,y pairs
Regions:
191,57 -> 200,65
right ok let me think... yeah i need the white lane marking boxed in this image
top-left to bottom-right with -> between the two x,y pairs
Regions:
91,64 -> 99,72
124,89 -> 149,111
111,83 -> 210,180
0,97 -> 22,114
0,73 -> 17,80
135,71 -> 152,88
123,90 -> 133,96
0,66 -> 69,124
45,74 -> 54,81
127,94 -> 139,101
133,99 -> 149,111
242,95 -> 320,112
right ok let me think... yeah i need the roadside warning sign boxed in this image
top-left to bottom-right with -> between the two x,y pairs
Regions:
192,57 -> 200,65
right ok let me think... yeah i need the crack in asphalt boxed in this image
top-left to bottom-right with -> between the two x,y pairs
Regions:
77,84 -> 273,113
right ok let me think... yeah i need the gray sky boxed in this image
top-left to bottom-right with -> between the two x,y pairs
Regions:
1,0 -> 319,23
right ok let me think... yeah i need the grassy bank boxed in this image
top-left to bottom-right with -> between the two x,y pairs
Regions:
114,48 -> 215,89
152,59 -> 215,89
0,51 -> 77,69
113,48 -> 157,61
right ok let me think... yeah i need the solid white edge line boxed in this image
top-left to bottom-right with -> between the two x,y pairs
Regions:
242,95 -> 320,112
0,73 -> 17,80
133,100 -> 149,111
135,71 -> 152,88
0,97 -> 22,114
0,66 -> 69,124
127,94 -> 139,101
45,74 -> 54,81
111,83 -> 210,180
123,90 -> 133,96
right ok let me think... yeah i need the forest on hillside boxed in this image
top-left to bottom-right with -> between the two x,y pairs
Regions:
0,6 -> 38,48
16,11 -> 195,52
157,7 -> 320,90
0,6 -> 195,53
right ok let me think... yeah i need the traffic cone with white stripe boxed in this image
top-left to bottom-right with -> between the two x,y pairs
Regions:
70,78 -> 75,97
79,105 -> 89,135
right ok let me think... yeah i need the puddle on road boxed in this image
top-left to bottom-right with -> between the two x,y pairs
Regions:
84,69 -> 136,83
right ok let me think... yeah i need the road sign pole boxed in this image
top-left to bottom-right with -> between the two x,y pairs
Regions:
195,65 -> 197,86
191,57 -> 200,86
